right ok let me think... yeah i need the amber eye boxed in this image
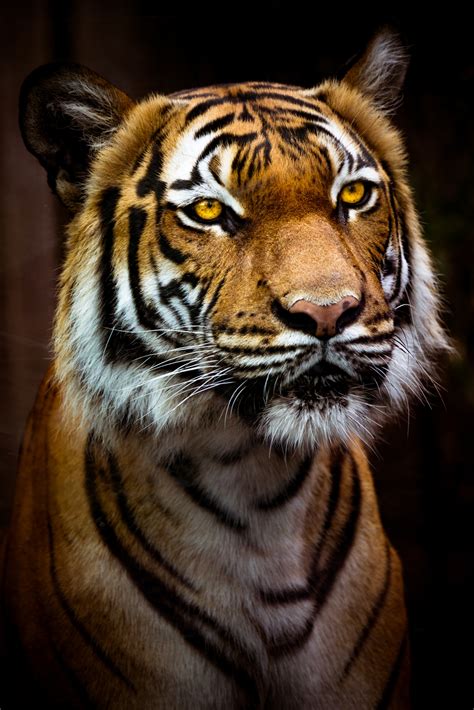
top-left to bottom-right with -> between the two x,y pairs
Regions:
339,181 -> 369,206
192,199 -> 223,222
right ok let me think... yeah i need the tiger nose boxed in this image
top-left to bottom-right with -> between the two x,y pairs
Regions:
288,296 -> 360,339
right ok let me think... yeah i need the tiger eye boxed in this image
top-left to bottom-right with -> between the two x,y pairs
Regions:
340,181 -> 367,206
193,199 -> 223,221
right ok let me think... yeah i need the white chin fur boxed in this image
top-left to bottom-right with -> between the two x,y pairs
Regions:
255,321 -> 443,455
256,390 -> 381,454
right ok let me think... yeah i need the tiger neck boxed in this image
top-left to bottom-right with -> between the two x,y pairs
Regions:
82,415 -> 368,656
86,416 -> 342,573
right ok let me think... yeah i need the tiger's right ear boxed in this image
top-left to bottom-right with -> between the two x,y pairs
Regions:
342,29 -> 409,115
19,63 -> 134,211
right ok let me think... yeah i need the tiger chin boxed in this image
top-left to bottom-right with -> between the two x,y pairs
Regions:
1,30 -> 448,709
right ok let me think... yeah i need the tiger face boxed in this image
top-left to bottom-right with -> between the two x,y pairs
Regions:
21,33 -> 448,452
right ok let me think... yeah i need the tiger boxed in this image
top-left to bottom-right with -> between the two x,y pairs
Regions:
0,29 -> 448,709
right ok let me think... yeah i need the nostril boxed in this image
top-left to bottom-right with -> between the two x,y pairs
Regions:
334,296 -> 362,335
271,299 -> 317,336
279,295 -> 361,338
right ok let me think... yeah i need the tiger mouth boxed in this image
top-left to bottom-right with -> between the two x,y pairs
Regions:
215,359 -> 384,423
281,362 -> 352,404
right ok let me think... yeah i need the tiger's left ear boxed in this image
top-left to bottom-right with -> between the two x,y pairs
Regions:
343,29 -> 409,114
19,63 -> 134,211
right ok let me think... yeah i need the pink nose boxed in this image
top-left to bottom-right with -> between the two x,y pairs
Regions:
288,296 -> 360,338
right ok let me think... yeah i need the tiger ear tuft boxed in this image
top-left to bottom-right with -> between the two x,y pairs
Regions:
343,29 -> 409,115
19,63 -> 133,211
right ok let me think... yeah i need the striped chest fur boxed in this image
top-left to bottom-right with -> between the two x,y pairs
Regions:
38,391 -> 403,708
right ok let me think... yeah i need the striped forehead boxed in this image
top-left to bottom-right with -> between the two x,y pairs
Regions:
162,88 -> 380,210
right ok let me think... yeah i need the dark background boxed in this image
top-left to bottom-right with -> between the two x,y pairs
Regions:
1,2 -> 473,707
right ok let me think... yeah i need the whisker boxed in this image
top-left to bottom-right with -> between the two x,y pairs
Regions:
111,354 -> 220,394
222,381 -> 247,427
128,362 -> 223,404
137,373 -> 235,434
104,325 -> 208,335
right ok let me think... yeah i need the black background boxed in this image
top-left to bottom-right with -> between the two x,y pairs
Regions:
1,2 -> 473,707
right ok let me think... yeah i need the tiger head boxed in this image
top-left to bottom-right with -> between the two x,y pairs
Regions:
21,30 -> 449,452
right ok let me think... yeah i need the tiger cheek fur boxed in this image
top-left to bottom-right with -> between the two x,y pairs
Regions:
2,31 -> 448,709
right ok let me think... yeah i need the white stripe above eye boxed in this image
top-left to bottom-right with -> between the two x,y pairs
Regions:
164,125 -> 245,218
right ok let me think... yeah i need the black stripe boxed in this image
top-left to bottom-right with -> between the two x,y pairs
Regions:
364,311 -> 393,326
381,160 -> 411,292
128,207 -> 161,330
152,260 -> 187,331
259,449 -> 342,606
238,105 -> 254,122
137,138 -> 164,198
169,177 -> 202,191
98,188 -> 178,360
49,636 -> 95,707
135,128 -> 172,254
276,125 -> 306,154
318,145 -> 332,173
103,326 -> 181,368
215,323 -> 277,337
246,82 -> 302,89
257,105 -> 328,124
204,275 -> 226,317
194,112 -> 236,138
159,230 -> 189,264
170,90 -> 220,100
185,91 -> 326,126
389,194 -> 404,304
257,455 -> 313,510
214,444 -> 253,466
167,454 -> 247,532
382,204 -> 393,259
99,186 -> 121,342
342,541 -> 392,678
209,161 -> 225,186
181,271 -> 199,288
268,614 -> 315,656
276,121 -> 349,157
376,633 -> 409,710
268,451 -> 361,655
156,277 -> 187,329
186,98 -> 229,124
131,144 -> 149,175
85,441 -> 258,703
313,455 -> 361,612
217,343 -> 300,356
380,163 -> 411,319
394,213 -> 412,324
198,131 -> 259,163
46,515 -> 134,689
330,108 -> 377,169
232,144 -> 251,184
343,331 -> 394,346
399,212 -> 411,285
310,449 -> 344,572
259,585 -> 310,605
245,90 -> 329,111
159,278 -> 187,305
105,450 -> 195,590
